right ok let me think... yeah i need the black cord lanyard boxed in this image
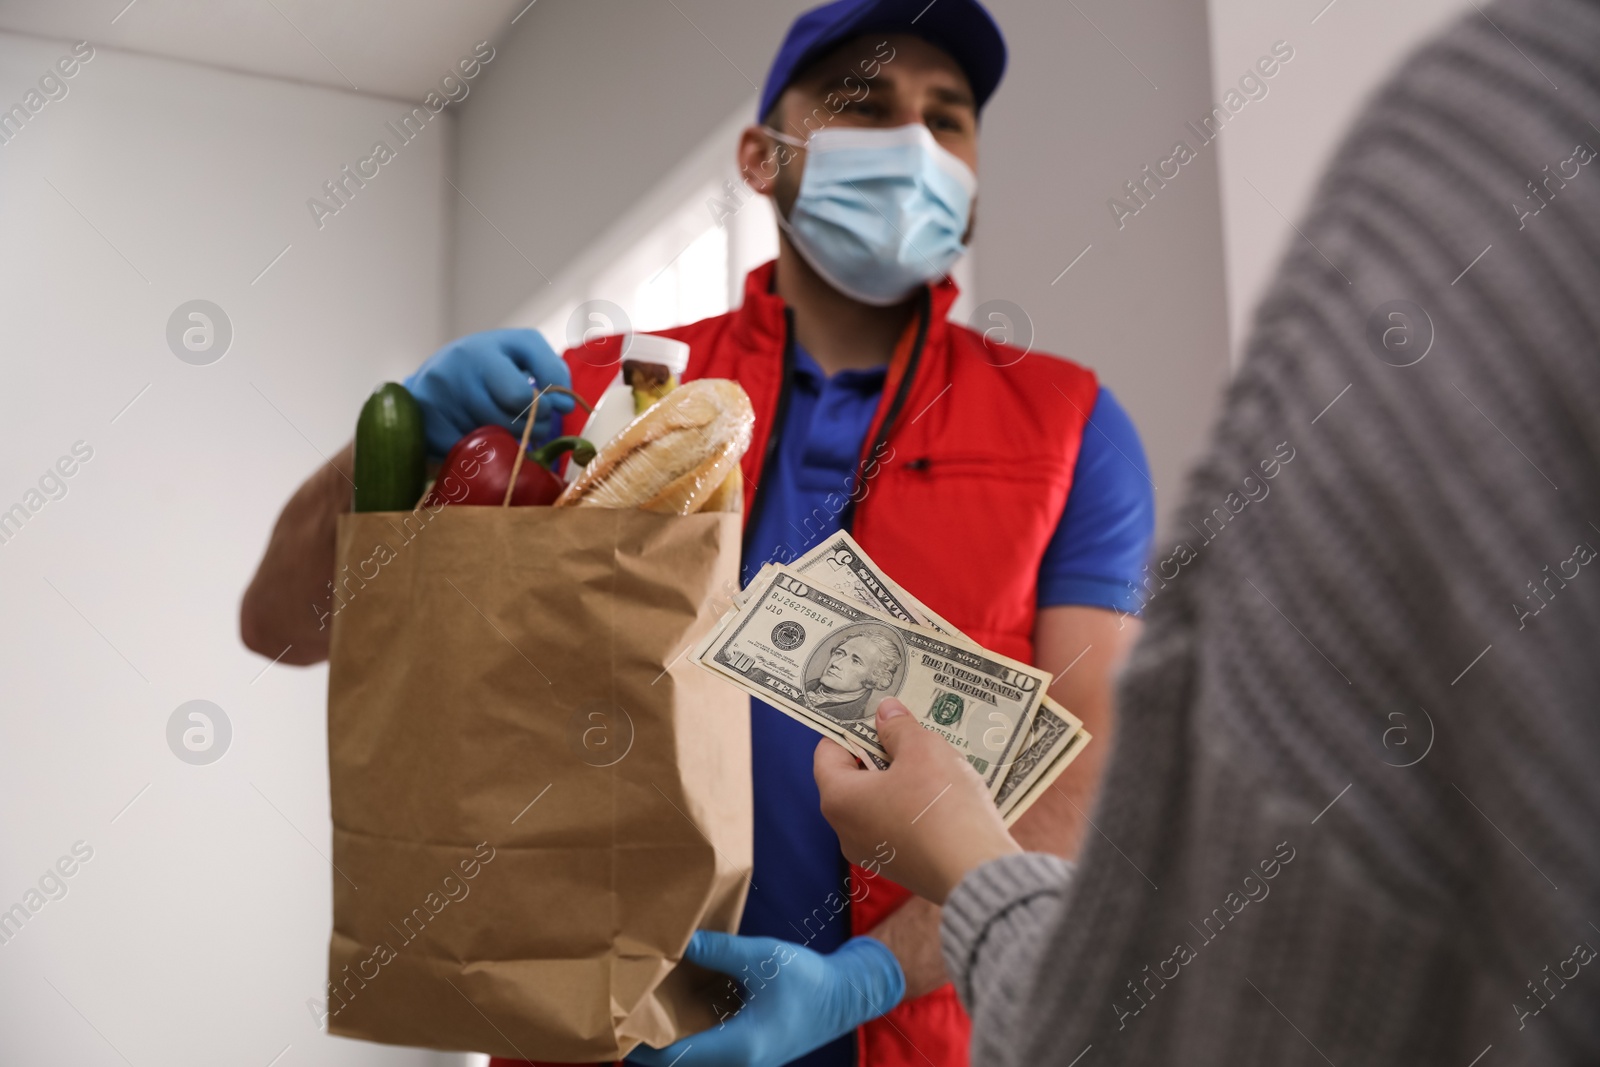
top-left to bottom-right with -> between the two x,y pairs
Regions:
741,292 -> 931,563
838,289 -> 931,534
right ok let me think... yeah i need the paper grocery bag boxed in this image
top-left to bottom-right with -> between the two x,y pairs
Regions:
322,505 -> 751,1061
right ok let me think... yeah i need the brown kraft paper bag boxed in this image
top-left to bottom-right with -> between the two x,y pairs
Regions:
321,505 -> 751,1061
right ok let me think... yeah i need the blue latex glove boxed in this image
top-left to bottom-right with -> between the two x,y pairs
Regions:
403,328 -> 575,459
628,931 -> 905,1067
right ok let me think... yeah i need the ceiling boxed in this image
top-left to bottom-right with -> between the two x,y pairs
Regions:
0,0 -> 530,101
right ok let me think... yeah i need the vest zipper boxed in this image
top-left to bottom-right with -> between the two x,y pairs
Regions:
839,288 -> 932,534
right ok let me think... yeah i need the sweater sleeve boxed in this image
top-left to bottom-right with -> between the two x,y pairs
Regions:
939,852 -> 1074,1067
965,5 -> 1600,1065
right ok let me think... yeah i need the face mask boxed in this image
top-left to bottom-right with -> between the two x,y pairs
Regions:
766,123 -> 976,306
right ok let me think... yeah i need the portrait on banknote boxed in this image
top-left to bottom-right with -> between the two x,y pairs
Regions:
801,622 -> 906,723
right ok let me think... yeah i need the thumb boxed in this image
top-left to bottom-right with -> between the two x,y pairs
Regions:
498,329 -> 576,413
813,735 -> 859,787
874,698 -> 921,759
682,930 -> 771,978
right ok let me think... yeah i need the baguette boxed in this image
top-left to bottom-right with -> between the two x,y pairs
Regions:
554,378 -> 754,514
698,465 -> 743,514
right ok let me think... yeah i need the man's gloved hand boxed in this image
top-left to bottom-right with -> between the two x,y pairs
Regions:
628,930 -> 905,1067
403,328 -> 575,458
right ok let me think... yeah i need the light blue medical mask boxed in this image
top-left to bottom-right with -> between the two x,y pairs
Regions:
766,123 -> 977,306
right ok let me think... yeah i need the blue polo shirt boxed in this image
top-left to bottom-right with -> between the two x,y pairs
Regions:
734,344 -> 1153,1067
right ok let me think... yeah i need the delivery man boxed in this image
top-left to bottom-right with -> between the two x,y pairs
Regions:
240,2 -> 1154,1065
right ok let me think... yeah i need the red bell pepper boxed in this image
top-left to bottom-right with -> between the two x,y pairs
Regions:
424,428 -> 593,509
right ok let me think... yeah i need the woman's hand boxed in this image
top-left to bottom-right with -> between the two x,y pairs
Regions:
813,699 -> 1021,905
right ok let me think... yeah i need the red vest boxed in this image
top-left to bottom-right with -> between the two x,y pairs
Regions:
500,261 -> 1097,1067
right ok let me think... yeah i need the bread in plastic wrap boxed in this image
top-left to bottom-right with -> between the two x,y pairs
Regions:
555,378 -> 754,515
698,465 -> 743,514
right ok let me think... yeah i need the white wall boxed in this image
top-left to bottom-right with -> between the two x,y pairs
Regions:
450,0 -> 799,335
1206,0 -> 1472,353
0,0 -> 525,100
971,0 -> 1232,522
0,32 -> 457,1067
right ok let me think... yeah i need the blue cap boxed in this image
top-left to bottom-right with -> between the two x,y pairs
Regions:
758,0 -> 1007,122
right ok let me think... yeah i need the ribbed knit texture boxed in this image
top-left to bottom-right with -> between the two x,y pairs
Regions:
940,852 -> 1073,1012
945,0 -> 1600,1063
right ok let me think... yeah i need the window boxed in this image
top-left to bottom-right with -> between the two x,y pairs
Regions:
535,177 -> 777,343
517,101 -> 973,351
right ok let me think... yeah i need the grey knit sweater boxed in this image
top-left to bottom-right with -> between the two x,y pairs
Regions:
939,1 -> 1600,1063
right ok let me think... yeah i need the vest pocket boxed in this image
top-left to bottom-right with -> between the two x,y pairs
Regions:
859,453 -> 1073,655
890,453 -> 1070,486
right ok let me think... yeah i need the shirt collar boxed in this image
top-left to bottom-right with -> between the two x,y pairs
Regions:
792,342 -> 889,392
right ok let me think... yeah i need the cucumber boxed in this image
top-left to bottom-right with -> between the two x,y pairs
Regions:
353,383 -> 426,512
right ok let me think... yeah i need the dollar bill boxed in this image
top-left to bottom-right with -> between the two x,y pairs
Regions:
994,700 -> 1076,812
1001,728 -> 1091,827
721,533 -> 1092,805
694,566 -> 1048,794
788,532 -> 1088,805
790,537 -> 959,633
